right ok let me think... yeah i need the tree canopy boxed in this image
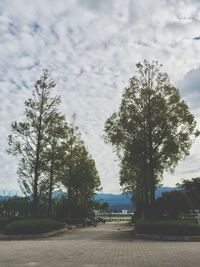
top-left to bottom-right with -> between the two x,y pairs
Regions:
178,177 -> 200,210
105,60 -> 199,217
59,118 -> 101,218
8,70 -> 61,216
8,70 -> 101,218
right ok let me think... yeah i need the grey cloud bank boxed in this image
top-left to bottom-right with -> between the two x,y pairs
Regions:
0,0 -> 200,193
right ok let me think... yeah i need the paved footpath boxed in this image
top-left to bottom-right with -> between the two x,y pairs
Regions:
0,222 -> 200,267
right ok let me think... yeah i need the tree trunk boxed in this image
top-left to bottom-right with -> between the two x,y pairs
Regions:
147,75 -> 156,212
149,154 -> 156,205
48,136 -> 56,217
135,178 -> 145,219
68,184 -> 72,219
32,86 -> 44,217
32,133 -> 41,217
48,157 -> 54,217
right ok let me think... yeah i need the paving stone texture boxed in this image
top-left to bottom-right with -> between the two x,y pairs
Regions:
0,222 -> 200,267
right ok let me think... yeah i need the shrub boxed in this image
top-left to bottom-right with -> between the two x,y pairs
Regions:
179,177 -> 200,210
5,219 -> 64,235
135,219 -> 200,236
0,217 -> 11,228
154,190 -> 192,219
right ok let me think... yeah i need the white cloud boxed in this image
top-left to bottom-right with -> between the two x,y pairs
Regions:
0,0 -> 200,193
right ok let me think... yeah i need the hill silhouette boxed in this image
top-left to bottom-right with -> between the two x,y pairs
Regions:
0,186 -> 176,212
95,187 -> 176,211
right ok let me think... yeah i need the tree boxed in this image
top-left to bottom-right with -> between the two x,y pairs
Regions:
73,145 -> 101,211
60,116 -> 101,218
0,196 -> 31,217
100,202 -> 109,212
105,60 -> 199,217
155,190 -> 192,219
8,69 -> 61,217
179,177 -> 200,210
119,157 -> 143,216
59,115 -> 82,218
44,112 -> 69,217
70,147 -> 101,219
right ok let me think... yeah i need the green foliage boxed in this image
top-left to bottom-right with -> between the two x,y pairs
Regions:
7,71 -> 101,218
7,67 -> 102,220
135,219 -> 200,236
179,177 -> 200,209
53,191 -> 96,221
0,196 -> 31,217
43,112 -> 70,216
99,202 -> 109,212
5,219 -> 64,235
59,118 -> 101,218
0,217 -> 11,228
155,190 -> 192,219
105,60 -> 198,217
7,69 -> 61,216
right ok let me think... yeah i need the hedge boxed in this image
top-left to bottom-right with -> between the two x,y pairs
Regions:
135,220 -> 200,236
0,217 -> 11,228
5,219 -> 64,235
0,216 -> 35,229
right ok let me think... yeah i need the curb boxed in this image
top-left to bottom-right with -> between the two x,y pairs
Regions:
0,227 -> 69,240
135,233 -> 200,242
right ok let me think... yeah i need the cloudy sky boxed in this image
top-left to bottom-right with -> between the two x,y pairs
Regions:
0,0 -> 200,194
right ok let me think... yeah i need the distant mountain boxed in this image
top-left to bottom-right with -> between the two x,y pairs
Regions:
96,193 -> 133,211
155,186 -> 176,198
0,195 -> 9,201
95,187 -> 176,211
0,186 -> 176,211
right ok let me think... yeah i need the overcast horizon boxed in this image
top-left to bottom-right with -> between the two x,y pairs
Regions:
0,0 -> 200,194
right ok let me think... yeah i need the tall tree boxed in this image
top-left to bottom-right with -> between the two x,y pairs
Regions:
105,60 -> 199,217
44,112 -> 69,217
59,115 -> 83,218
179,177 -> 200,210
60,116 -> 101,218
8,69 -> 61,217
73,145 -> 101,209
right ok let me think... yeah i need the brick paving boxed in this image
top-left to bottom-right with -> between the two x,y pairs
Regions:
0,222 -> 200,267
